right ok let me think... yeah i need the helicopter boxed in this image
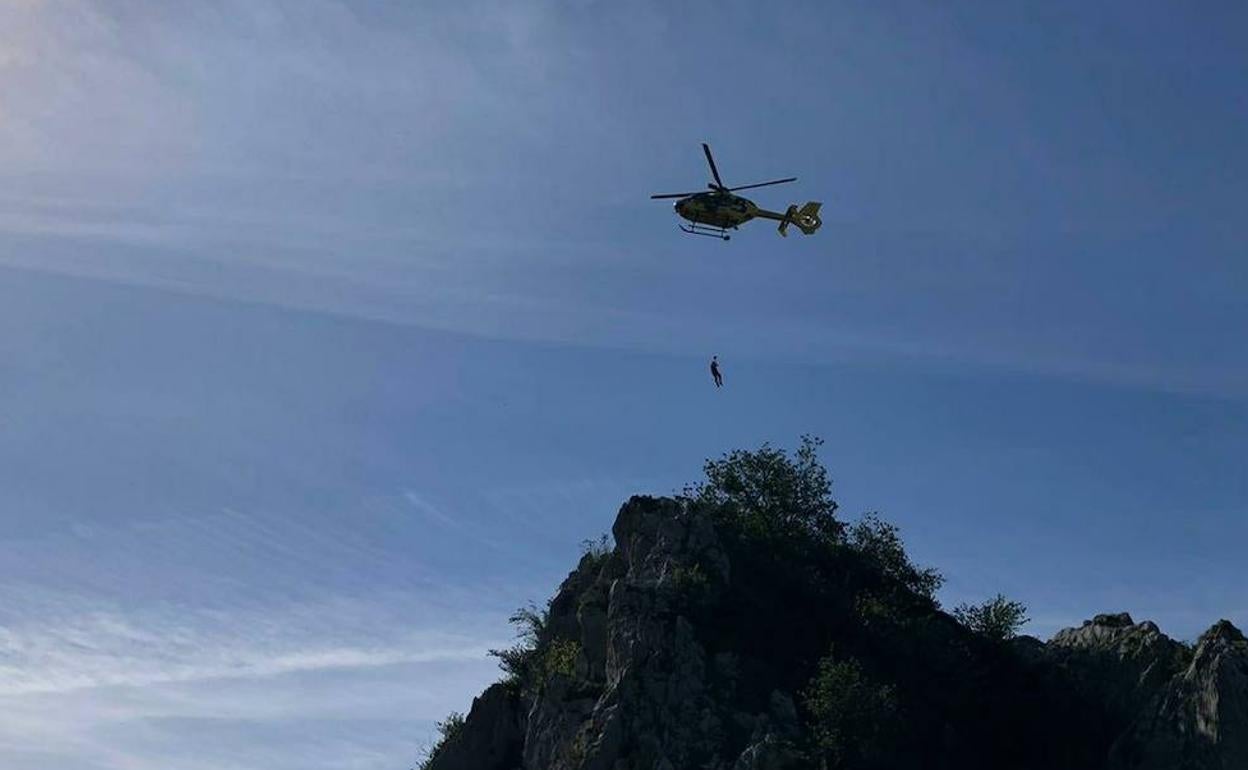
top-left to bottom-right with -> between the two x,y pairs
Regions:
650,143 -> 822,241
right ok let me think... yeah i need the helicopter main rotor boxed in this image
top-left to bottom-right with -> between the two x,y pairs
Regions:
650,143 -> 797,199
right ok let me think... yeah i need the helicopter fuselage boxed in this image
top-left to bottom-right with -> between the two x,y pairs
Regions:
674,191 -> 760,229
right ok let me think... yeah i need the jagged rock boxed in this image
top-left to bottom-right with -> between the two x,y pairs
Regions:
1048,611 -> 1187,731
1110,620 -> 1248,769
731,732 -> 803,770
509,496 -> 731,770
426,494 -> 1245,770
424,682 -> 523,770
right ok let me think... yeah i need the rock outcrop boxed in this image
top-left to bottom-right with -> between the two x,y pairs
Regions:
423,495 -> 1245,770
422,683 -> 524,770
1110,620 -> 1248,769
523,496 -> 736,770
1045,612 -> 1190,746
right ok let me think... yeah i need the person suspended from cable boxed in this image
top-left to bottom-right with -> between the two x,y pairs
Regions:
710,355 -> 723,388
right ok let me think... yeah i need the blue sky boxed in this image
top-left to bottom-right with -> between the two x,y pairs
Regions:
2,2 -> 1246,768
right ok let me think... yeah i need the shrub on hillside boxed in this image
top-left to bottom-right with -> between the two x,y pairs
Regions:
489,602 -> 585,689
580,533 -> 612,567
802,649 -> 899,769
684,435 -> 842,543
488,603 -> 548,687
416,711 -> 465,770
952,593 -> 1029,641
845,513 -> 944,602
687,438 -> 941,613
542,638 -> 581,680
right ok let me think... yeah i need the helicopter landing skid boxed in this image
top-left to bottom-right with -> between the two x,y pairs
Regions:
679,222 -> 731,241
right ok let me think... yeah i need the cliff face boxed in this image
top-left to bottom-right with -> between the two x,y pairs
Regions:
425,496 -> 1245,770
425,683 -> 525,770
1044,612 -> 1190,751
523,497 -> 739,770
1109,620 -> 1248,770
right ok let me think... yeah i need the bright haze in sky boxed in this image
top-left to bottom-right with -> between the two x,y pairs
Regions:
2,2 -> 1246,769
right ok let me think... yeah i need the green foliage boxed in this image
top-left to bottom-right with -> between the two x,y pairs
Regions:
687,437 -> 941,639
853,592 -> 902,629
488,602 -> 548,686
579,533 -> 612,568
802,649 -> 898,769
952,593 -> 1029,641
845,513 -> 944,602
685,435 -> 841,543
669,562 -> 714,612
416,711 -> 465,770
489,602 -> 583,688
543,638 -> 581,680
671,562 -> 709,592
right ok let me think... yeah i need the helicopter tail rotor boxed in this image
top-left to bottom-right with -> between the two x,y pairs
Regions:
777,201 -> 822,237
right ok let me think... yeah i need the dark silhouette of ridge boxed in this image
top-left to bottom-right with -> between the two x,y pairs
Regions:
417,444 -> 1246,770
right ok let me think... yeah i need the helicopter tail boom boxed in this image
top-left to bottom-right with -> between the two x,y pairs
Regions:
777,201 -> 822,237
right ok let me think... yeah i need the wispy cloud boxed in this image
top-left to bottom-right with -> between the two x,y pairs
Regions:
0,595 -> 501,697
0,576 -> 508,769
0,478 -> 526,769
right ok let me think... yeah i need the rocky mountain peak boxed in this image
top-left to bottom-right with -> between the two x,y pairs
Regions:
1095,612 -> 1138,628
1050,613 -> 1171,654
1198,619 -> 1246,647
420,483 -> 1245,770
1104,620 -> 1248,769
